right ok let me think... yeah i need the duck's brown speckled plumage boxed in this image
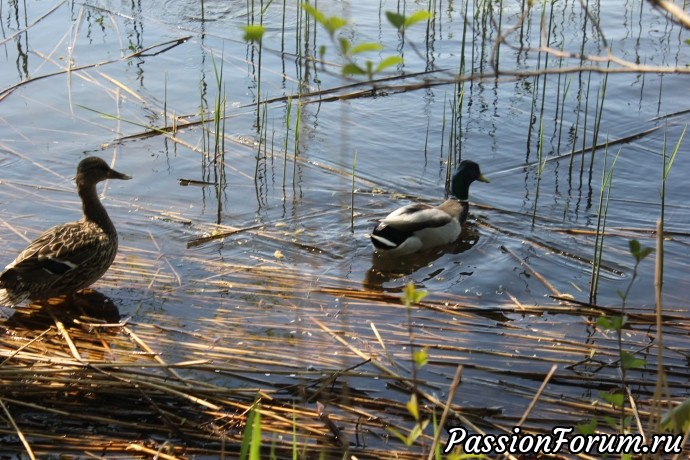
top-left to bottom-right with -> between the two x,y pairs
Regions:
0,157 -> 131,306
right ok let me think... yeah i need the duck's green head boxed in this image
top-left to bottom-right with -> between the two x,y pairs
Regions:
450,160 -> 489,200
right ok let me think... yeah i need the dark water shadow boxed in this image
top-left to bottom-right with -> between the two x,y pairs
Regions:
1,289 -> 121,331
363,227 -> 480,291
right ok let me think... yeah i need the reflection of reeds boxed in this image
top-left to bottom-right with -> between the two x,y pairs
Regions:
282,96 -> 292,190
350,149 -> 357,232
531,118 -> 546,227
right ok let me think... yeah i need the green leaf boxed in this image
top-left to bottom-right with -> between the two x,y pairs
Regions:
616,315 -> 628,329
338,37 -> 350,55
324,16 -> 347,35
242,25 -> 266,43
575,418 -> 597,435
407,419 -> 430,445
302,3 -> 326,26
402,282 -> 428,306
623,415 -> 634,429
240,403 -> 259,459
596,316 -> 613,330
302,3 -> 346,35
629,239 -> 641,257
375,55 -> 403,72
404,10 -> 432,28
318,44 -> 326,60
406,394 -> 420,421
638,246 -> 654,261
342,63 -> 366,75
365,60 -> 374,78
249,403 -> 262,460
602,415 -> 619,430
413,347 -> 428,368
621,351 -> 646,370
386,10 -> 432,30
600,391 -> 625,408
387,426 -> 408,444
596,315 -> 626,331
385,11 -> 405,29
628,239 -> 653,262
661,398 -> 690,433
350,42 -> 384,55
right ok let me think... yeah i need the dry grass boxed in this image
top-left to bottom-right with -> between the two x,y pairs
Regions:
1,251 -> 689,458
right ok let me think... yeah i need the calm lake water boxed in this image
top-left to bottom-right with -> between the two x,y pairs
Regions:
1,0 -> 689,456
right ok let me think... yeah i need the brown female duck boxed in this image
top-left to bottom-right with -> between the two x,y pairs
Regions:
0,157 -> 131,306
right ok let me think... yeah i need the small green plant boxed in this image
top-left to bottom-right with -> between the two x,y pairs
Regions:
402,281 -> 427,306
302,4 -> 430,79
242,24 -> 266,127
388,283 -> 431,447
616,240 -> 654,308
243,24 -> 266,42
239,401 -> 262,460
591,239 -> 652,441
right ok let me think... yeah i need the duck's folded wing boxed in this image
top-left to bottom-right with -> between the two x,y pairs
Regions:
380,204 -> 453,233
3,224 -> 101,283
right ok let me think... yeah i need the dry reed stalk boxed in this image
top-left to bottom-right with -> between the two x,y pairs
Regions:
0,398 -> 36,460
650,0 -> 690,28
186,207 -> 345,251
515,364 -> 558,427
126,443 -> 184,460
501,245 -> 561,296
0,36 -> 191,99
32,47 -> 145,106
427,364 -> 462,460
123,325 -> 191,385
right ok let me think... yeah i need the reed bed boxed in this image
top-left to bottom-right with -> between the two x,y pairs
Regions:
1,256 -> 689,457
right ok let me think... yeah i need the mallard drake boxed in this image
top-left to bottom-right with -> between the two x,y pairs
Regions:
0,157 -> 131,307
370,160 -> 489,256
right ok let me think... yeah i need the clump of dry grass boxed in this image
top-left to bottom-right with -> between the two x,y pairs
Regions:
0,291 -> 423,459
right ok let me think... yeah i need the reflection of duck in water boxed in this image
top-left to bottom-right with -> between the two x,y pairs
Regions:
365,224 -> 481,290
365,160 -> 488,290
0,157 -> 131,308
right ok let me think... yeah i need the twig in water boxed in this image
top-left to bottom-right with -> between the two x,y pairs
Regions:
426,365 -> 463,460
